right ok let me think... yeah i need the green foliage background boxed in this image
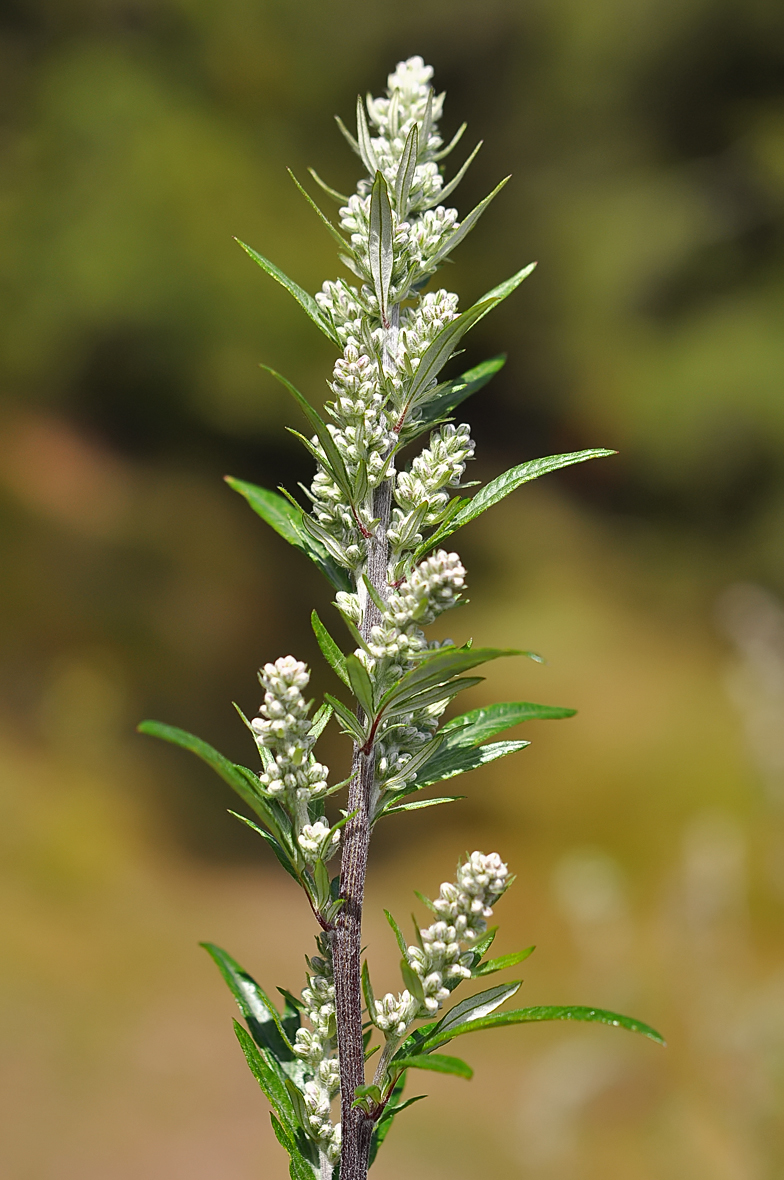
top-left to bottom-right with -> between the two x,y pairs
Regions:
1,2 -> 784,1177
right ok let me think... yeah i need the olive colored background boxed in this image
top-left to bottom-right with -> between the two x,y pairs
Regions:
2,2 -> 784,1177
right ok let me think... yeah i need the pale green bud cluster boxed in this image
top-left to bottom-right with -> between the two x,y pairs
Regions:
252,657 -> 330,806
374,853 -> 511,1034
293,936 -> 342,1164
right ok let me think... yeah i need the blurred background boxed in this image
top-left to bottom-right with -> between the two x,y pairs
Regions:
1,1 -> 784,1177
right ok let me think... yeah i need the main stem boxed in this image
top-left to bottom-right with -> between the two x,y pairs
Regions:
333,473 -> 392,1180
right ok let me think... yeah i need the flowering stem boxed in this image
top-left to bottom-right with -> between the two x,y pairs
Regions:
333,475 -> 392,1180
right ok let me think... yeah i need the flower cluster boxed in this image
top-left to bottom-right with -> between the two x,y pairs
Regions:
373,853 -> 511,1036
293,935 -> 342,1165
251,657 -> 330,817
368,550 -> 466,663
389,425 -> 475,559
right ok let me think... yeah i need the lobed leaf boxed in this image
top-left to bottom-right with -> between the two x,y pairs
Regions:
235,238 -> 339,345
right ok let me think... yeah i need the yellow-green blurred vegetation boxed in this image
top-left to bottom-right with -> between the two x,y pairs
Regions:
2,1 -> 784,1176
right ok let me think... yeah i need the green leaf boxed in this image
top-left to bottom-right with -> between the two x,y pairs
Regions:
384,909 -> 407,955
378,647 -> 521,716
400,957 -> 425,1005
269,1115 -> 318,1180
394,124 -> 418,216
309,702 -> 333,739
423,449 -> 616,551
421,140 -> 482,210
362,960 -> 376,1017
380,676 -> 485,722
405,355 -> 506,437
382,795 -> 464,815
441,700 -> 577,747
235,238 -> 338,345
394,1053 -> 473,1079
469,927 -> 498,960
137,720 -> 281,832
225,478 -> 351,592
432,120 -> 467,160
307,166 -> 349,203
334,113 -> 360,155
228,811 -> 301,882
412,739 -> 530,791
369,171 -> 394,325
414,982 -> 521,1051
428,175 -> 510,267
473,946 -> 536,977
203,945 -> 304,1076
287,169 -> 347,249
344,653 -> 376,717
356,96 -> 378,174
402,301 -> 496,414
260,367 -> 355,507
311,611 -> 349,686
323,693 -> 367,743
428,1005 -> 666,1047
233,1020 -> 297,1125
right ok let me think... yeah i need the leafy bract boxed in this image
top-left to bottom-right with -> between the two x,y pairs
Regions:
235,238 -> 339,345
420,449 -> 616,554
427,1006 -> 666,1048
225,478 -> 351,592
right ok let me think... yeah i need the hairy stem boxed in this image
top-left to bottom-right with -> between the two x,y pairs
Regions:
334,474 -> 392,1180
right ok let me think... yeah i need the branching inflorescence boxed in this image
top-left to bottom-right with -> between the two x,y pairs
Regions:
140,56 -> 664,1180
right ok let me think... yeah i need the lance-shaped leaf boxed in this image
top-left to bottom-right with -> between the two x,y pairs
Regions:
377,647 -> 521,717
384,909 -> 408,955
225,478 -> 351,592
233,1022 -> 296,1127
380,676 -> 485,723
261,366 -> 355,509
356,96 -> 378,174
323,693 -> 367,743
136,721 -> 287,839
400,265 -> 535,421
269,1114 -> 319,1180
381,795 -> 464,815
287,169 -> 347,249
235,239 -> 339,345
202,944 -> 305,1076
404,354 -> 506,438
394,125 -> 418,216
425,1005 -> 666,1048
229,811 -> 301,882
396,982 -> 521,1063
428,175 -> 510,267
307,166 -> 348,203
441,700 -> 577,747
433,120 -> 467,160
473,946 -> 536,977
421,140 -> 482,211
394,1053 -> 473,1079
407,739 -> 530,792
311,610 -> 349,686
369,171 -> 394,325
420,449 -> 616,554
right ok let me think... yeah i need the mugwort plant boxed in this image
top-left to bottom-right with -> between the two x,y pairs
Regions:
140,56 -> 663,1180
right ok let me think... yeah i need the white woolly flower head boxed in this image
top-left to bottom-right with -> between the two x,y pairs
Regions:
298,820 -> 340,863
